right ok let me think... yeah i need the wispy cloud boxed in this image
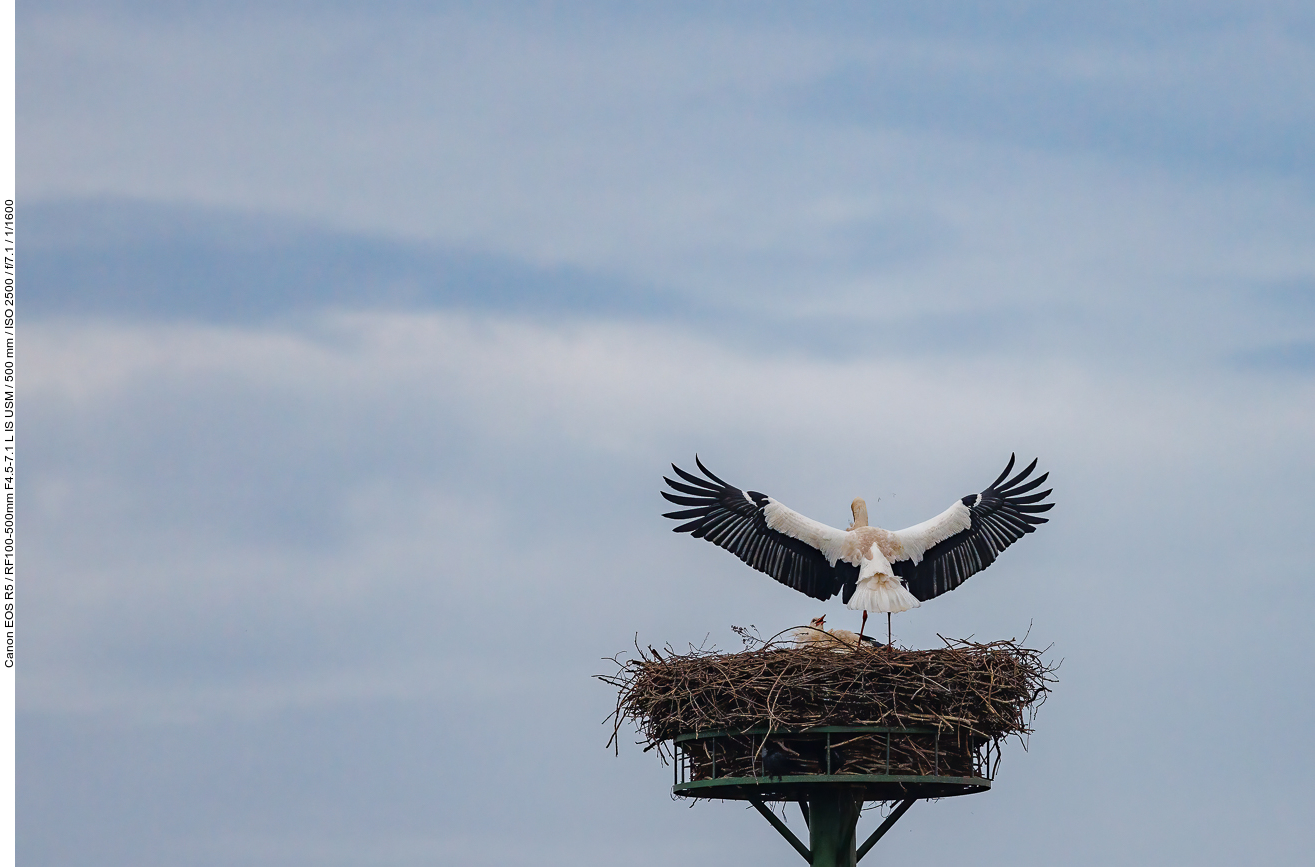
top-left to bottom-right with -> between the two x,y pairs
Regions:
23,306 -> 1315,863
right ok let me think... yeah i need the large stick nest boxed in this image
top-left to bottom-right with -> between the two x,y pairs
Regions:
599,630 -> 1057,780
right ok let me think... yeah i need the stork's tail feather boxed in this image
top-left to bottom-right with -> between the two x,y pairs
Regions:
846,576 -> 921,613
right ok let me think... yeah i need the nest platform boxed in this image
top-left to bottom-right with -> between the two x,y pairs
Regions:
602,634 -> 1053,803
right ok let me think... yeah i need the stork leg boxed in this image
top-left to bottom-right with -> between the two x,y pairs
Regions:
858,610 -> 868,643
887,612 -> 892,647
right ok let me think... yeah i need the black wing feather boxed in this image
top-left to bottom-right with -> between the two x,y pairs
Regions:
670,462 -> 719,490
893,454 -> 1054,602
661,458 -> 854,602
663,477 -> 718,497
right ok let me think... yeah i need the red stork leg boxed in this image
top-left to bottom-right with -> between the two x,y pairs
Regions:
858,610 -> 868,643
887,613 -> 892,648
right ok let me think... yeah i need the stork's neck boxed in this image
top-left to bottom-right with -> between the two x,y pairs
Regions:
849,498 -> 869,529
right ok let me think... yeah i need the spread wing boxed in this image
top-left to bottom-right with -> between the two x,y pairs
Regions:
891,454 -> 1053,601
661,457 -> 859,602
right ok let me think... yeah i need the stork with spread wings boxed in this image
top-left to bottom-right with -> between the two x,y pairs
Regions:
661,455 -> 1053,641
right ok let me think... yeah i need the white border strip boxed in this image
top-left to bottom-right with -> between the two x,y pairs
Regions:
0,2 -> 14,866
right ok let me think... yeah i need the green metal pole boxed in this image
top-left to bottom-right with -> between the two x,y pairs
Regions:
807,788 -> 860,867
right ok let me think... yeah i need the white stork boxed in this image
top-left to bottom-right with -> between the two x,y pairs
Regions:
661,455 -> 1053,643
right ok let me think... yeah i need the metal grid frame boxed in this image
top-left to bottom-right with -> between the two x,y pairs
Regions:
671,724 -> 995,801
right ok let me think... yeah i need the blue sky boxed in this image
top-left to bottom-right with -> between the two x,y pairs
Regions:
19,3 -> 1315,865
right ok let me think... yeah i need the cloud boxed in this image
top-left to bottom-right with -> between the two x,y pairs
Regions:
27,194 -> 1315,381
21,306 -> 1315,864
795,22 -> 1315,176
25,309 -> 1315,701
20,6 -> 1315,309
23,198 -> 671,325
1235,340 -> 1315,371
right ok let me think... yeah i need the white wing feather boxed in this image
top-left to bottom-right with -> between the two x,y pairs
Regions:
762,499 -> 854,566
890,501 -> 972,565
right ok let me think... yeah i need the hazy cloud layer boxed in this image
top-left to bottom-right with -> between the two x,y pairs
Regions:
24,310 -> 1315,865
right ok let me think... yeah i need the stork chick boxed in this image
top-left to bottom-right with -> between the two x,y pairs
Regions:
793,616 -> 878,651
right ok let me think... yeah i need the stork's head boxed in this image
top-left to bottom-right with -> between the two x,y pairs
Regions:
849,498 -> 869,530
810,616 -> 826,630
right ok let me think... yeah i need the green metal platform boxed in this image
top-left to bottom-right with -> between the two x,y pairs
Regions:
670,725 -> 994,866
674,771 -> 990,801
